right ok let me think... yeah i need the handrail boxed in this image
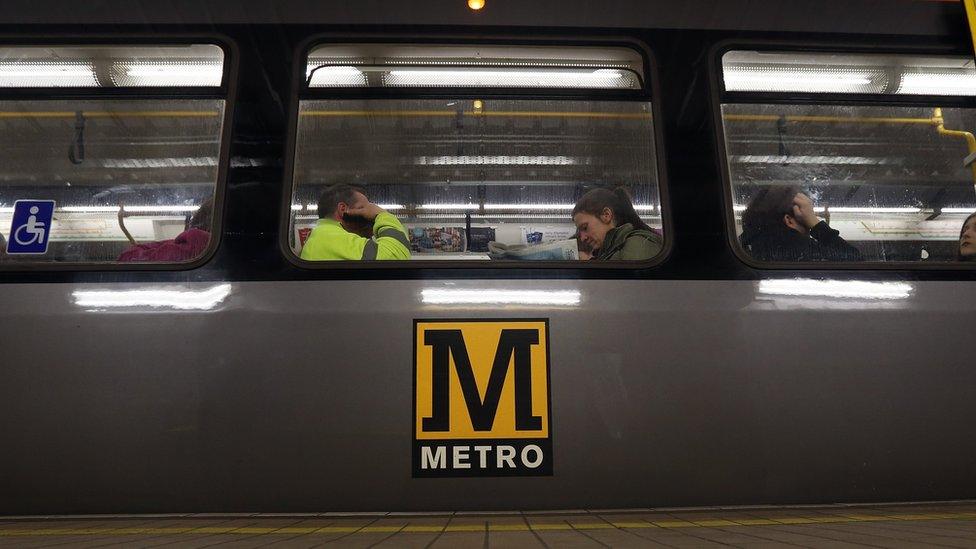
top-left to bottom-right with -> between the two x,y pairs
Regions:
725,110 -> 976,187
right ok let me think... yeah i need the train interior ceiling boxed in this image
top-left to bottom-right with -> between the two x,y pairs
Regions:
0,9 -> 974,266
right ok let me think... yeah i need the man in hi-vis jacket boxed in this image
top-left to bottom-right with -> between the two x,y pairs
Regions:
300,184 -> 411,260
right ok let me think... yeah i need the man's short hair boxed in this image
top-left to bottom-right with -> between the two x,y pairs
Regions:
741,184 -> 801,232
317,184 -> 366,219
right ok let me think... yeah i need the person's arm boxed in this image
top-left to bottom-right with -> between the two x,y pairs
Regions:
370,211 -> 411,259
790,193 -> 862,261
809,221 -> 863,261
346,203 -> 411,260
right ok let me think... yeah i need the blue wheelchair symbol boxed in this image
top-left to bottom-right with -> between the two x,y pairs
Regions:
6,200 -> 55,254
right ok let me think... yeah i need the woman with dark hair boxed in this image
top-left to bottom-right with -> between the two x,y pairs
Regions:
740,185 -> 862,262
959,212 -> 976,261
572,187 -> 662,261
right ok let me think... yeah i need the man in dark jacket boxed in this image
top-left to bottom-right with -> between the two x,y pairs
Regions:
740,185 -> 862,262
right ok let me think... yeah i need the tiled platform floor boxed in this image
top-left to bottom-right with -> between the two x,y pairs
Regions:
1,501 -> 975,547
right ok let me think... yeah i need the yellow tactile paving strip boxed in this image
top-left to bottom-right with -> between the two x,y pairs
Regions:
0,503 -> 974,547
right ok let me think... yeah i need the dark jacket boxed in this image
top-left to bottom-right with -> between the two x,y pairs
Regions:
595,223 -> 663,261
740,220 -> 862,262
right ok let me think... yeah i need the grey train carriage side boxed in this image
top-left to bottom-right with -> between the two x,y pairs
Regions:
1,0 -> 975,514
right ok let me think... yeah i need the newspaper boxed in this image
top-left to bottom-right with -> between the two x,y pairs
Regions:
487,239 -> 579,260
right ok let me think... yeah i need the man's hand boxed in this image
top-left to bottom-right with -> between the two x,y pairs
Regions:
791,192 -> 821,230
345,202 -> 385,221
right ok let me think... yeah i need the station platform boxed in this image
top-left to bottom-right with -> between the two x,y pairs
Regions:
1,501 -> 975,547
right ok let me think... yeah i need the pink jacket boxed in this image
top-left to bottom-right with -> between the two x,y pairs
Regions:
118,228 -> 211,263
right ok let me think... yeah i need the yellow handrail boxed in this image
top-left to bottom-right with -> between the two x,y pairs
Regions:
933,107 -> 976,182
726,110 -> 976,186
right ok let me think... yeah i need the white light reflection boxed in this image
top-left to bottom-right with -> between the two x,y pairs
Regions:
384,68 -> 635,89
422,288 -> 581,306
417,203 -> 655,211
416,155 -> 578,166
73,283 -> 231,310
60,205 -> 200,213
724,67 -> 879,93
758,279 -> 912,300
115,62 -> 223,87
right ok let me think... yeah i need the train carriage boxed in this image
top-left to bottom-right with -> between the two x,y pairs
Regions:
0,0 -> 974,514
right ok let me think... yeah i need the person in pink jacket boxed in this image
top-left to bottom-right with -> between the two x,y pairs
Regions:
117,199 -> 213,263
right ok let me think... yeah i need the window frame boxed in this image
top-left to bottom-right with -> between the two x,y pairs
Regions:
0,34 -> 238,272
709,38 -> 976,270
280,33 -> 673,271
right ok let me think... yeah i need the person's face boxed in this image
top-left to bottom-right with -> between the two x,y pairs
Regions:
573,208 -> 615,252
960,216 -> 976,258
338,191 -> 371,235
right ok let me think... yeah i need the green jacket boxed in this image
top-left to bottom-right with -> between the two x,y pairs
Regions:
595,223 -> 663,261
300,212 -> 411,260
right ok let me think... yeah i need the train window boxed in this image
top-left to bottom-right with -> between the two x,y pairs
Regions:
718,50 -> 976,265
0,44 -> 228,267
287,43 -> 664,264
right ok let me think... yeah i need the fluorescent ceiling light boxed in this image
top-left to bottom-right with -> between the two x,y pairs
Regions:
303,204 -> 403,211
827,207 -> 921,214
941,207 -> 976,214
897,72 -> 976,96
0,61 -> 97,87
112,61 -> 222,87
416,155 -> 578,166
723,51 -> 976,96
0,45 -> 224,88
732,155 -> 895,166
307,66 -> 367,87
101,157 -> 217,169
724,67 -> 882,94
421,288 -> 581,306
758,279 -> 912,300
73,283 -> 232,310
384,68 -> 638,89
417,203 -> 655,211
734,205 -> 920,214
60,205 -> 200,213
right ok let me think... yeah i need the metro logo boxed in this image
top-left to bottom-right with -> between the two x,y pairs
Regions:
413,319 -> 552,477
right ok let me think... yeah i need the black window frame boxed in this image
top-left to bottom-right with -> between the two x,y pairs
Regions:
280,33 -> 673,271
0,34 -> 239,272
709,38 -> 976,271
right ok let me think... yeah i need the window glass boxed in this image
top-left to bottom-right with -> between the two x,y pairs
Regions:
306,43 -> 644,90
722,50 -> 976,96
0,99 -> 225,264
722,103 -> 976,262
0,45 -> 224,88
288,98 -> 662,262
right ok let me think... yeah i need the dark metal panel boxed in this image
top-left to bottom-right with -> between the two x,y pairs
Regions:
0,0 -> 962,37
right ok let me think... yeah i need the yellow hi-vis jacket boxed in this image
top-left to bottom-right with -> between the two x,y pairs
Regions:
299,213 -> 411,260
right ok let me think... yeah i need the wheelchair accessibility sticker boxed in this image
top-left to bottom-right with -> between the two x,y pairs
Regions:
6,200 -> 55,254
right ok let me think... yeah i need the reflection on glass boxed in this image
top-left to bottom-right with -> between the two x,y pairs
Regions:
289,99 -> 662,262
0,45 -> 224,88
722,51 -> 976,96
722,103 -> 976,262
0,99 -> 225,264
306,43 -> 644,90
